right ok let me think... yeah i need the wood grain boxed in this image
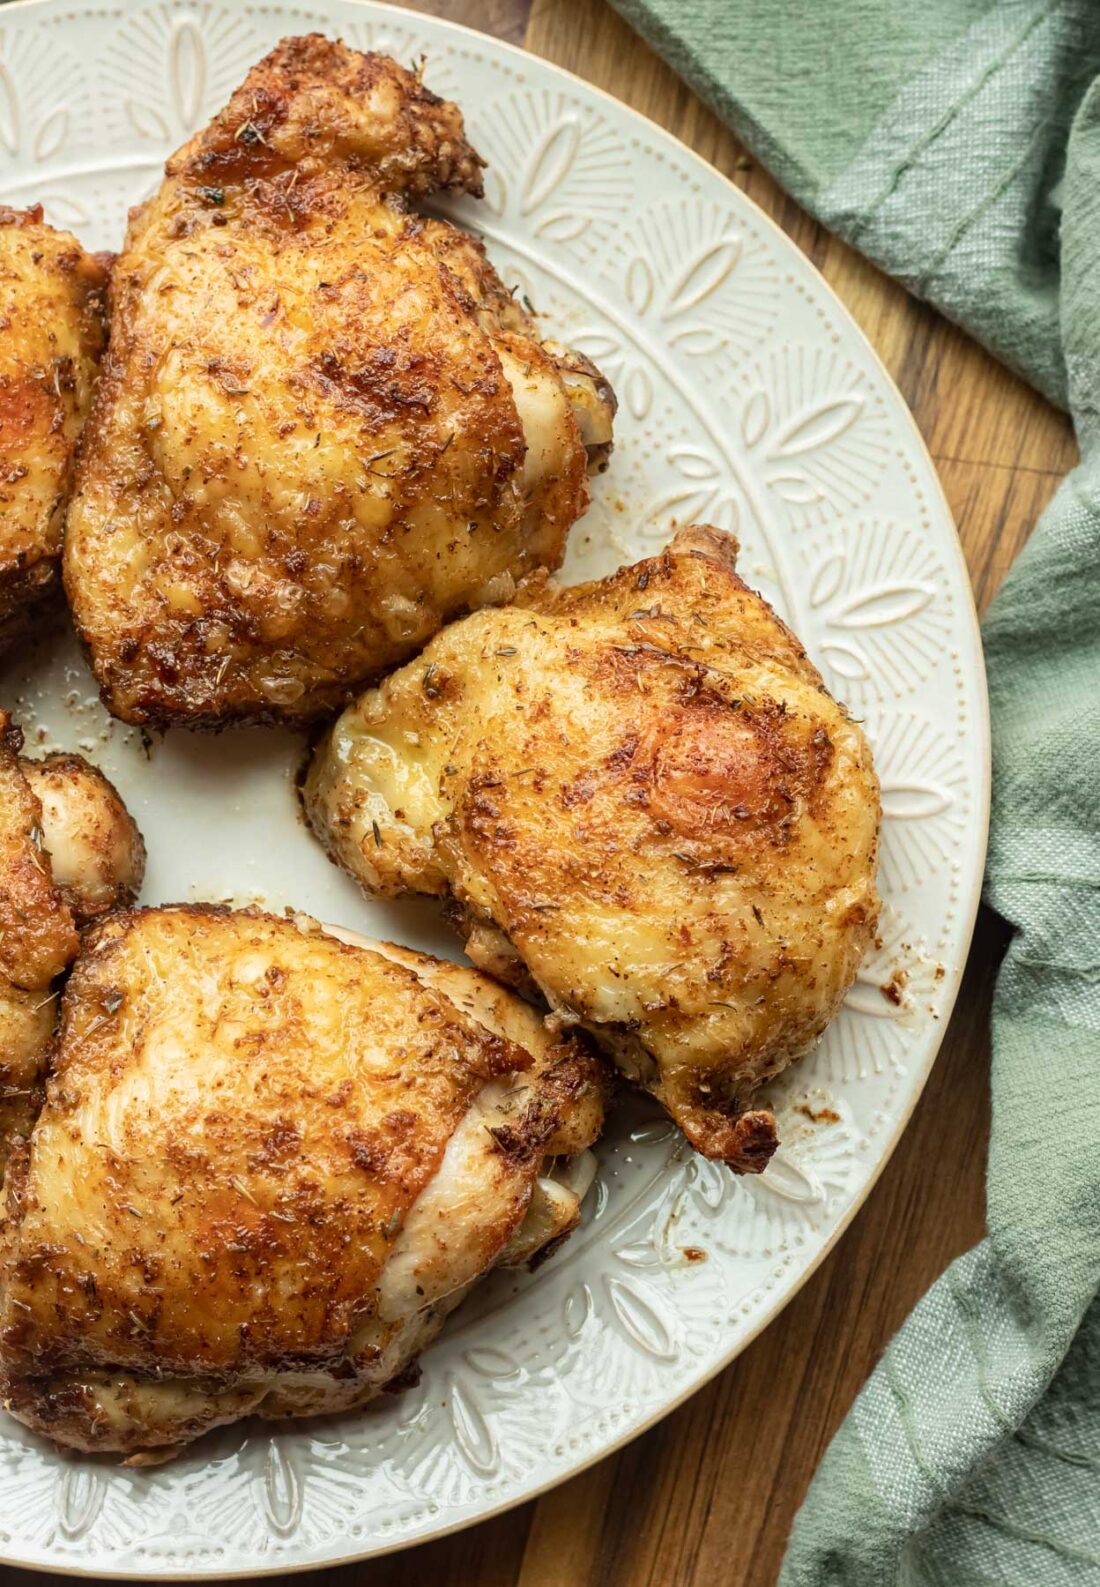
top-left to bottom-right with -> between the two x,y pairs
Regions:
0,4 -> 1075,1586
398,0 -> 532,45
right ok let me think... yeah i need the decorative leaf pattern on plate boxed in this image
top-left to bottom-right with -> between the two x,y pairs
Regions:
607,1089 -> 857,1268
807,519 -> 951,702
182,1422 -> 393,1554
870,711 -> 967,892
262,1439 -> 305,1538
0,59 -> 16,156
391,1357 -> 574,1507
34,191 -> 91,227
445,1375 -> 499,1478
472,90 -> 630,262
99,5 -> 265,151
735,348 -> 890,523
794,897 -> 929,1087
0,1418 -> 147,1554
723,1102 -> 859,1258
843,900 -> 943,1071
56,1467 -> 107,1543
602,199 -> 779,365
643,442 -> 744,538
603,1275 -> 679,1361
0,24 -> 86,169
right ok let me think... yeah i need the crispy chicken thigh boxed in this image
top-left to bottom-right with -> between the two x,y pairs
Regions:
64,35 -> 615,729
305,527 -> 880,1170
0,907 -> 608,1460
0,207 -> 107,653
0,713 -> 144,1171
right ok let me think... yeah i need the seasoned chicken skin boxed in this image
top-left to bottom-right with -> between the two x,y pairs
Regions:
64,35 -> 615,729
0,907 -> 608,1460
19,753 -> 146,926
0,207 -> 107,653
305,527 -> 880,1170
0,713 -> 144,1171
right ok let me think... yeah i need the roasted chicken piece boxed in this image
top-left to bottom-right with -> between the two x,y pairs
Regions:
305,527 -> 880,1171
0,206 -> 108,654
64,34 -> 615,729
0,712 -> 144,1170
18,752 -> 146,926
0,907 -> 608,1460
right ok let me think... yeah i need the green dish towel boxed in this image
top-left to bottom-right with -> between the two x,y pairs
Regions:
607,1 -> 1100,1582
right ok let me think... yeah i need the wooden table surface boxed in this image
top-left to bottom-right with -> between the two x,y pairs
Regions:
1,3 -> 1078,1586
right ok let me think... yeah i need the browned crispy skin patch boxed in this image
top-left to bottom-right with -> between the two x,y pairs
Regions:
0,907 -> 520,1377
305,526 -> 881,1170
0,907 -> 607,1459
64,35 -> 612,729
0,206 -> 107,653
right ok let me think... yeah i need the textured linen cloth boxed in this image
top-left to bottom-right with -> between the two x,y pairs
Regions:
605,1 -> 1100,1582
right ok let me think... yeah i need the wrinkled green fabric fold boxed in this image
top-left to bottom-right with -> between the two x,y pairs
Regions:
607,0 -> 1100,1581
611,0 -> 1100,405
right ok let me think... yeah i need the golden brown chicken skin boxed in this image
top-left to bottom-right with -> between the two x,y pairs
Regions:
18,753 -> 146,926
0,907 -> 608,1461
0,712 -> 144,1174
0,716 -> 79,995
305,527 -> 881,1171
0,207 -> 107,654
64,35 -> 615,729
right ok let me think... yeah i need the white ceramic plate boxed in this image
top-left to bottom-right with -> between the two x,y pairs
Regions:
0,0 -> 989,1574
